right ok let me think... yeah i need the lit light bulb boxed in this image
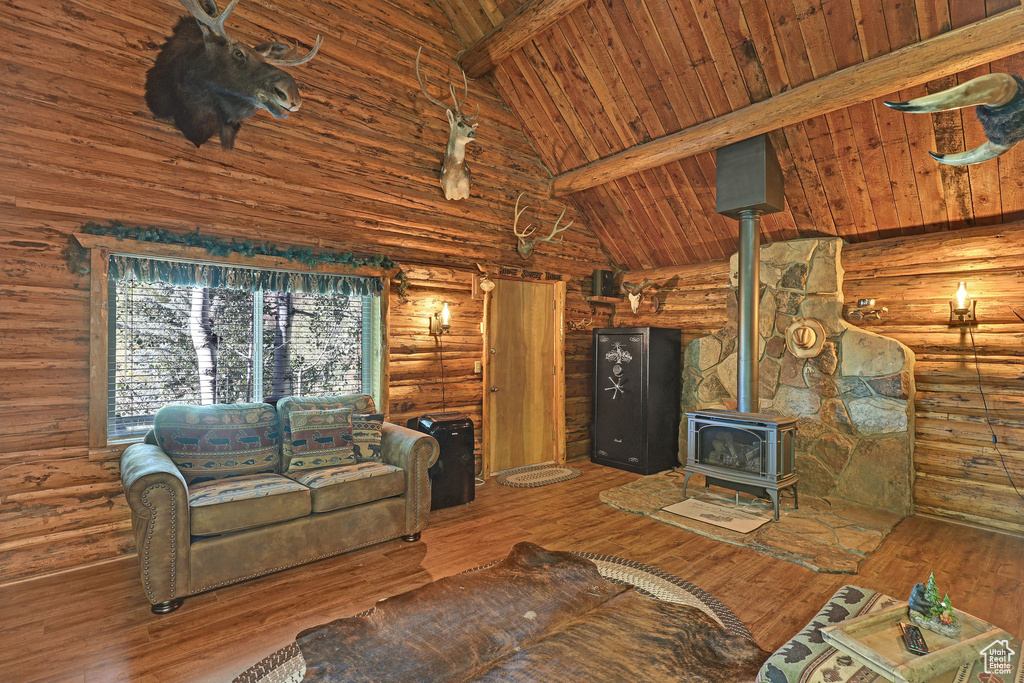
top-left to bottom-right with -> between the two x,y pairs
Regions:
440,302 -> 451,328
948,281 -> 977,325
955,282 -> 969,312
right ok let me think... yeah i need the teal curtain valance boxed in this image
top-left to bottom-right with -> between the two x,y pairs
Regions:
109,254 -> 383,297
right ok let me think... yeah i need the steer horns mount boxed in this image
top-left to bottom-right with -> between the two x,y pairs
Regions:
884,73 -> 1024,166
620,279 -> 655,314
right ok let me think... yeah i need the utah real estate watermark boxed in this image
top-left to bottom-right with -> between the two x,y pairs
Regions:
980,639 -> 1016,676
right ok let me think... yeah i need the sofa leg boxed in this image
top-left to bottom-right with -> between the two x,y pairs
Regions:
401,532 -> 421,542
151,598 -> 184,614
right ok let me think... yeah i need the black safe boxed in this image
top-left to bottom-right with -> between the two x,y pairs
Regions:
592,327 -> 681,475
407,412 -> 475,510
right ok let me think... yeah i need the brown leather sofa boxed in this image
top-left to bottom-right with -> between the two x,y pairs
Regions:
119,395 -> 439,614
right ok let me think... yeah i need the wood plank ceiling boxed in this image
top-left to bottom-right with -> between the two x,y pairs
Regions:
433,0 -> 1024,270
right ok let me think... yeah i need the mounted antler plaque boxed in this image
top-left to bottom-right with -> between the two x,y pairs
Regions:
512,194 -> 573,259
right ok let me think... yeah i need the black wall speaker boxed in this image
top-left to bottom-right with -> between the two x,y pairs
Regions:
592,270 -> 615,297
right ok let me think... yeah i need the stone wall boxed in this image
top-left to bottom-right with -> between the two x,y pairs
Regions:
680,238 -> 915,515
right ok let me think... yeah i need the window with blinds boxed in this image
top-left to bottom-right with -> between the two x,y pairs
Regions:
107,255 -> 376,440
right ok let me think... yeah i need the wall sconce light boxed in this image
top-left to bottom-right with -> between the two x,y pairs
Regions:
430,302 -> 452,335
949,281 -> 977,325
844,298 -> 888,322
479,275 -> 495,293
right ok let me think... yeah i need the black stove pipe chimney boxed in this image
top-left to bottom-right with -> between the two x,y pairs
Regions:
716,135 -> 785,414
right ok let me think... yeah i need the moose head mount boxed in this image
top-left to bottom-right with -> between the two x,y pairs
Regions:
512,193 -> 573,259
884,73 -> 1024,165
145,0 -> 322,150
416,48 -> 478,201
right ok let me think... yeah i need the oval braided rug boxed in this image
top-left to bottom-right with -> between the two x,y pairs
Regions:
233,552 -> 752,683
494,464 -> 582,488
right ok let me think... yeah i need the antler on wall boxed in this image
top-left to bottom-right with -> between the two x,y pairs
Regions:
513,193 -> 573,259
566,317 -> 594,331
416,47 -> 479,200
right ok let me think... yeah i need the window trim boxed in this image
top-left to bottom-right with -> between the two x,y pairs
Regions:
79,233 -> 393,460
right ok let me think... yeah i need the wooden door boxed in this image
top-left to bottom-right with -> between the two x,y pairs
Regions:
485,278 -> 565,474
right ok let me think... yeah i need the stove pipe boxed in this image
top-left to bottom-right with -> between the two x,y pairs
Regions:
736,210 -> 762,413
716,135 -> 785,414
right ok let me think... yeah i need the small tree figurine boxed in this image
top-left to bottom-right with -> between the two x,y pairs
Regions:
908,573 -> 962,638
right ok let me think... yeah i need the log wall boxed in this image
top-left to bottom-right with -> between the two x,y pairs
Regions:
389,266 -> 485,460
843,225 -> 1024,535
0,0 -> 606,583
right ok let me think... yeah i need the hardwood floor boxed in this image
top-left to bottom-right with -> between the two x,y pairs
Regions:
2,460 -> 1022,683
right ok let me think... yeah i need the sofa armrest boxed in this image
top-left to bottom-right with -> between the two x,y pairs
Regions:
120,443 -> 191,605
380,422 -> 439,536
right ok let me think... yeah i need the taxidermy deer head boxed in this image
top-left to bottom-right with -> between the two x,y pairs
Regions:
416,47 -> 478,201
145,0 -> 321,150
884,73 -> 1024,165
621,279 -> 655,314
512,193 -> 573,259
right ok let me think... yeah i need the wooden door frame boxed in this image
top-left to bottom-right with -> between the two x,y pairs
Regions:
481,277 -> 566,478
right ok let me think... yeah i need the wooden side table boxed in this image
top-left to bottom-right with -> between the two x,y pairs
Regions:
821,602 -> 1012,683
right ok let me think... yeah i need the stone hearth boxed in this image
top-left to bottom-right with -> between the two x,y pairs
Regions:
601,473 -> 903,573
681,238 -> 915,515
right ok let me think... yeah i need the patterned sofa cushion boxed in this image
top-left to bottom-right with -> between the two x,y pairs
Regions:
352,413 -> 385,462
284,408 -> 356,473
188,473 -> 311,536
153,403 -> 281,483
290,462 -> 405,513
278,395 -> 376,471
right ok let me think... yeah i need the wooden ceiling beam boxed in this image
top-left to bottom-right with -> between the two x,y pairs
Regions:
549,7 -> 1024,197
459,0 -> 589,78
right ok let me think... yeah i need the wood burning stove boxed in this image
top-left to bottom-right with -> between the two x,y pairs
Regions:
683,409 -> 798,520
682,136 -> 798,522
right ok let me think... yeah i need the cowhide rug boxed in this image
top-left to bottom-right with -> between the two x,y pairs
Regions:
295,542 -> 769,682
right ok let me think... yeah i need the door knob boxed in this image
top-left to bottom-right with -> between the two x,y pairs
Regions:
490,386 -> 499,392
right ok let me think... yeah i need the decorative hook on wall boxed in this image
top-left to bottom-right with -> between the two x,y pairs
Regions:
844,298 -> 888,322
567,317 -> 593,331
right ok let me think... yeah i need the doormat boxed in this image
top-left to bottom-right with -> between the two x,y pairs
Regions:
661,496 -> 772,534
496,464 -> 582,488
600,471 -> 904,574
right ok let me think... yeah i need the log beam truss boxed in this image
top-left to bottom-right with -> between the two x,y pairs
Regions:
458,0 -> 589,78
549,8 -> 1024,197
